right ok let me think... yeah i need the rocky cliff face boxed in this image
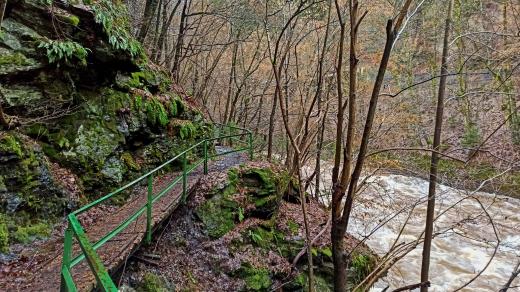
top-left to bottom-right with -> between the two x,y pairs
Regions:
0,0 -> 208,250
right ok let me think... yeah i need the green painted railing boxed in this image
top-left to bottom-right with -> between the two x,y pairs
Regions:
60,124 -> 253,292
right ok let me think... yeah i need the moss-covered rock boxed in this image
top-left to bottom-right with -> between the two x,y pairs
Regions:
136,272 -> 171,292
196,191 -> 239,238
10,221 -> 51,244
238,264 -> 272,291
0,132 -> 68,216
0,49 -> 41,75
195,166 -> 290,239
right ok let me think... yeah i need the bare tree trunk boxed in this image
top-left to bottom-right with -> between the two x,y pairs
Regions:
137,0 -> 160,42
172,0 -> 189,81
420,2 -> 452,290
223,31 -> 239,124
152,0 -> 181,62
331,1 -> 412,290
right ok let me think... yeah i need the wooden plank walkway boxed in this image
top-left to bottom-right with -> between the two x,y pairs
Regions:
0,147 -> 247,291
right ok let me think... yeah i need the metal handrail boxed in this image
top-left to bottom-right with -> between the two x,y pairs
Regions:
60,124 -> 253,291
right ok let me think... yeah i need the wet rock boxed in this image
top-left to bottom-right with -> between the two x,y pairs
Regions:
101,156 -> 126,184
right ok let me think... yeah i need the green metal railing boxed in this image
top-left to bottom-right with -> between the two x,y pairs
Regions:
60,124 -> 253,292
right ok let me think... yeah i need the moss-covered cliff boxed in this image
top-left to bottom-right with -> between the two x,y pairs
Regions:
0,0 -> 209,251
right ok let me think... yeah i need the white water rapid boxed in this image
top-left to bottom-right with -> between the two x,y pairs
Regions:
307,165 -> 520,291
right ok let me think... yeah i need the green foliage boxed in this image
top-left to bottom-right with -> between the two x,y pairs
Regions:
145,97 -> 169,127
246,226 -> 286,251
91,0 -> 143,58
0,214 -> 8,253
320,247 -> 332,258
461,123 -> 481,148
287,220 -> 299,235
196,194 -> 238,238
11,222 -> 51,244
37,0 -> 53,6
0,134 -> 23,158
169,98 -> 179,117
38,40 -> 90,65
57,136 -> 70,149
238,264 -> 272,291
137,272 -> 169,292
349,254 -> 376,285
238,207 -> 245,222
179,122 -> 196,139
68,15 -> 80,26
134,95 -> 143,110
249,229 -> 264,246
121,152 -> 140,171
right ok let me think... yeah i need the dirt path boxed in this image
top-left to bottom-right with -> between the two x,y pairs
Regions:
0,147 -> 248,291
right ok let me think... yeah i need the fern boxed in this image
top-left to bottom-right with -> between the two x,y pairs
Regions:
91,0 -> 143,58
134,95 -> 143,110
169,99 -> 178,117
179,122 -> 196,139
38,40 -> 90,65
145,98 -> 169,127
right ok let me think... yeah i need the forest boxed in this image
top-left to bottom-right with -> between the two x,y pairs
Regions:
0,0 -> 519,291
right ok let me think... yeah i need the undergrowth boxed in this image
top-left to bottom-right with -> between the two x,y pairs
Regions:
91,0 -> 143,58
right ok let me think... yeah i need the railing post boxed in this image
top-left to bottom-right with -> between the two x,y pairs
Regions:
60,224 -> 73,292
248,131 -> 253,160
146,174 -> 153,244
203,139 -> 208,174
182,152 -> 187,203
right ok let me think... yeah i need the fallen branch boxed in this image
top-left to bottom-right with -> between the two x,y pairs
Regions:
392,281 -> 430,292
292,216 -> 331,266
131,255 -> 160,267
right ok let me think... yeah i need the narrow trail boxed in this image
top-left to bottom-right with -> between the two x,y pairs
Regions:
0,146 -> 248,291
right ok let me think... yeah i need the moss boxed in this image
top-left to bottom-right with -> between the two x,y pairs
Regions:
245,225 -> 303,259
247,226 -> 285,250
0,214 -> 8,253
136,272 -> 169,292
121,152 -> 141,171
62,123 -> 122,171
11,222 -> 51,244
68,15 -> 80,26
196,193 -> 238,238
0,52 -> 32,66
348,253 -> 377,288
179,121 -> 197,139
238,264 -> 272,291
169,98 -> 179,117
145,97 -> 169,127
0,134 -> 23,158
287,220 -> 299,235
289,272 -> 332,292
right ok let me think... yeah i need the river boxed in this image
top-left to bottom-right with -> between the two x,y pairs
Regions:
306,165 -> 520,291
